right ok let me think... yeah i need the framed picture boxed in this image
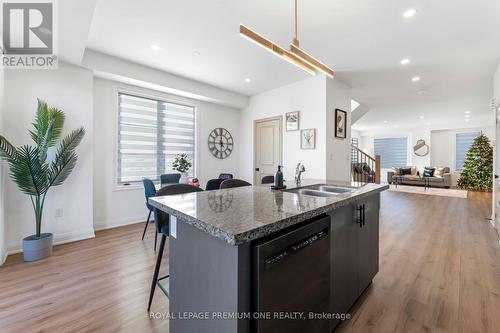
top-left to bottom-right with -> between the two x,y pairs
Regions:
286,111 -> 300,131
335,109 -> 347,139
301,129 -> 316,149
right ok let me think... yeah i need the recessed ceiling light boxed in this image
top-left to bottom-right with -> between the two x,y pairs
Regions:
151,44 -> 161,51
403,9 -> 417,18
384,120 -> 388,123
400,58 -> 410,65
419,115 -> 425,119
412,76 -> 421,82
244,78 -> 251,83
465,110 -> 471,114
465,114 -> 470,118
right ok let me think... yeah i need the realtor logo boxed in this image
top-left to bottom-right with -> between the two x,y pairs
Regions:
1,0 -> 58,69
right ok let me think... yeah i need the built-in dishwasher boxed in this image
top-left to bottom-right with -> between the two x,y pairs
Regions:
252,215 -> 331,333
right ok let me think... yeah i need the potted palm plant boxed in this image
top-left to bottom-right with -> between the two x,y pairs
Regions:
0,99 -> 85,261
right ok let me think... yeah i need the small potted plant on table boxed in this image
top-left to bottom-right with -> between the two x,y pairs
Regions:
172,153 -> 192,183
0,99 -> 85,261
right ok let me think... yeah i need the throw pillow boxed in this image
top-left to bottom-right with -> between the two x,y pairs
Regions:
434,167 -> 445,178
423,167 -> 435,177
411,166 -> 417,176
401,167 -> 412,175
362,164 -> 372,173
392,167 -> 401,175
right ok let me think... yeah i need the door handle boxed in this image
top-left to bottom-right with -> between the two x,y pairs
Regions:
255,168 -> 260,171
495,174 -> 499,179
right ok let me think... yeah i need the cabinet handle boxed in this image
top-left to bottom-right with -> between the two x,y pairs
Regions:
356,206 -> 363,228
362,204 -> 366,227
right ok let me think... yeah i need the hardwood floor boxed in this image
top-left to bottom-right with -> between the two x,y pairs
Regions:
337,191 -> 500,333
0,191 -> 499,333
0,223 -> 169,332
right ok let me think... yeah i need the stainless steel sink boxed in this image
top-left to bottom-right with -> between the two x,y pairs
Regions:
307,185 -> 355,193
289,189 -> 338,198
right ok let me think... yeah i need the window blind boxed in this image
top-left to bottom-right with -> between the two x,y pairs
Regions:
455,132 -> 479,171
374,137 -> 408,168
118,93 -> 195,185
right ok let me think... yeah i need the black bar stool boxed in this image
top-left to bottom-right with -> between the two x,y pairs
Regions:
147,184 -> 204,311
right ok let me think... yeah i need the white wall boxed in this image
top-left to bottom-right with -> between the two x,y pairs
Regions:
3,63 -> 94,253
0,68 -> 5,264
239,75 -> 352,183
239,76 -> 326,182
494,59 -> 500,232
325,78 -> 352,182
93,78 -> 240,230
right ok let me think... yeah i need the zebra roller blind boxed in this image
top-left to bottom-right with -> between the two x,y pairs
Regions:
374,137 -> 408,168
118,93 -> 195,185
455,132 -> 480,171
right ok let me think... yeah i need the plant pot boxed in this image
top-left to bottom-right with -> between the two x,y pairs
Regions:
22,233 -> 53,262
179,173 -> 190,184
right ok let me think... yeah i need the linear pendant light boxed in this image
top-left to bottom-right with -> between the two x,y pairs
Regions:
239,25 -> 316,75
240,0 -> 335,78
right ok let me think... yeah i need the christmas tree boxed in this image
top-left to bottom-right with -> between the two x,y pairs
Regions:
457,133 -> 493,191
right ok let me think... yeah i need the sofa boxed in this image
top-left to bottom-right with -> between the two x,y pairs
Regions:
387,166 -> 451,188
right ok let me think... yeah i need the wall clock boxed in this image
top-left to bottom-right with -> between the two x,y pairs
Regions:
208,128 -> 233,159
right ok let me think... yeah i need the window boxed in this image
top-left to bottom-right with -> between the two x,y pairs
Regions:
117,93 -> 195,185
455,132 -> 480,171
374,137 -> 408,168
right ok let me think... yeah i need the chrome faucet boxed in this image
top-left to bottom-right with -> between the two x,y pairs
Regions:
295,163 -> 306,185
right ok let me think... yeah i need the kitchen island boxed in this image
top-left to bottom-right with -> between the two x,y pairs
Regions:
149,180 -> 388,333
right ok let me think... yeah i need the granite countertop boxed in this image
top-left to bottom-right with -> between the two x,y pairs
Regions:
149,180 -> 388,245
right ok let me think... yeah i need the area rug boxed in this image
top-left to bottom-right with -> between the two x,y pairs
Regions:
389,184 -> 468,198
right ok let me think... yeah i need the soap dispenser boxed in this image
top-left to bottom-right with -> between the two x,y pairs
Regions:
274,165 -> 284,189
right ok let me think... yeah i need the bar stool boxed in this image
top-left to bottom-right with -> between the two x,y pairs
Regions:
147,184 -> 204,311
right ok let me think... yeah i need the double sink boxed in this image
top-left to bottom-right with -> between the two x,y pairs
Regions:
287,184 -> 356,198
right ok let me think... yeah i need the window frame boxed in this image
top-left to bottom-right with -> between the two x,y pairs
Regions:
115,90 -> 197,189
373,136 -> 409,169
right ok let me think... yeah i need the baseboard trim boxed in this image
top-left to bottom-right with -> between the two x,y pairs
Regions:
93,215 -> 149,232
6,228 -> 96,256
1,249 -> 7,266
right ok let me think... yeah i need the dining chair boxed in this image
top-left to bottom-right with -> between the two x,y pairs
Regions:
220,178 -> 252,189
142,179 -> 157,246
218,173 -> 233,180
148,184 -> 204,311
160,173 -> 181,186
261,175 -> 274,184
205,178 -> 224,191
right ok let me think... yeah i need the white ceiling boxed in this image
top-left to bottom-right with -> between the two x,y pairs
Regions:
87,0 -> 500,129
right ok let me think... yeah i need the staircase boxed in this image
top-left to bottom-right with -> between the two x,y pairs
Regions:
351,145 -> 381,184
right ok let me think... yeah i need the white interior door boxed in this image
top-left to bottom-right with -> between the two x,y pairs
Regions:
254,117 -> 282,185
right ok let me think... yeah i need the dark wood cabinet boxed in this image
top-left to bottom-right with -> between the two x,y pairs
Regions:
356,194 -> 380,295
329,193 -> 380,330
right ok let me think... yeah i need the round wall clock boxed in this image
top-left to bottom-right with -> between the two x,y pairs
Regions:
208,128 -> 233,159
